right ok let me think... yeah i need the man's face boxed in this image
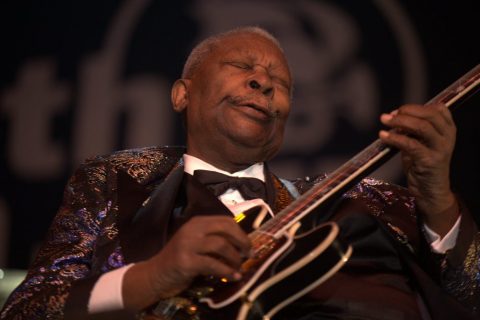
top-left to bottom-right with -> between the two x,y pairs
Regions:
181,33 -> 292,170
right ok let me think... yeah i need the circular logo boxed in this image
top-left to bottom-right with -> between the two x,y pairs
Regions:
190,0 -> 426,180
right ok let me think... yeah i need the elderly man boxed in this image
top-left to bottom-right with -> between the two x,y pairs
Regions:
1,27 -> 478,320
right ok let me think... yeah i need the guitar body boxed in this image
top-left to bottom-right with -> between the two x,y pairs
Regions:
151,221 -> 352,320
235,222 -> 352,320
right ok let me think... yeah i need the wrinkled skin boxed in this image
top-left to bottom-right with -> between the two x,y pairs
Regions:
173,33 -> 292,173
380,103 -> 458,235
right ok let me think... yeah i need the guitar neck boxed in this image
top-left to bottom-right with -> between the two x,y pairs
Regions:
254,64 -> 480,239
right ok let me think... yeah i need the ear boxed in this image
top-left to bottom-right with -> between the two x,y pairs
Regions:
171,79 -> 191,113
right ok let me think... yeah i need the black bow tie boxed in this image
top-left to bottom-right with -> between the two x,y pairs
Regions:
193,170 -> 267,201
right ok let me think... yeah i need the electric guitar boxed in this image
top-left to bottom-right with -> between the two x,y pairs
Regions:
148,65 -> 480,320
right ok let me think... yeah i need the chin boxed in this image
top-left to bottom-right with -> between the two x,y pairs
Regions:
240,139 -> 282,163
223,125 -> 284,161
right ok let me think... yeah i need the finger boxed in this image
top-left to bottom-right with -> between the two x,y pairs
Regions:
200,234 -> 245,268
393,104 -> 455,135
199,217 -> 252,257
196,255 -> 243,281
428,103 -> 455,127
178,216 -> 251,261
379,129 -> 432,161
380,112 -> 441,149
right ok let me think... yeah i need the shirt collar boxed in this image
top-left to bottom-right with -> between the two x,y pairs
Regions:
183,154 -> 265,182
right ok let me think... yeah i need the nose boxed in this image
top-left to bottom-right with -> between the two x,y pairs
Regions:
248,67 -> 274,97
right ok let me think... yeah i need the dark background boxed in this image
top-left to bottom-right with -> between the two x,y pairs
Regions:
0,0 -> 478,270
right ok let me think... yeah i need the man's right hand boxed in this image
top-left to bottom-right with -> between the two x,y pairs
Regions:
122,215 -> 252,311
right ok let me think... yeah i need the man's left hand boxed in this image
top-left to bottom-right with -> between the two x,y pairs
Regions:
379,103 -> 459,236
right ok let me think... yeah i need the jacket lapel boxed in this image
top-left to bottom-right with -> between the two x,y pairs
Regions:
268,172 -> 297,214
119,167 -> 234,263
175,173 -> 233,219
119,166 -> 184,263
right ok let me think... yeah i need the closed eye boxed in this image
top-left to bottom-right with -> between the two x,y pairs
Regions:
227,61 -> 252,70
273,77 -> 291,92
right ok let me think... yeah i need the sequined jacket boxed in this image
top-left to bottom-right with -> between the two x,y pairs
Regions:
1,146 -> 479,319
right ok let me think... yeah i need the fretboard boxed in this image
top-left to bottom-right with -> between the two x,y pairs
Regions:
254,64 -> 480,239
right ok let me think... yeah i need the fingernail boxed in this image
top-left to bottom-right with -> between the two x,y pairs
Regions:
380,114 -> 393,122
391,109 -> 398,116
379,130 -> 390,138
233,272 -> 242,281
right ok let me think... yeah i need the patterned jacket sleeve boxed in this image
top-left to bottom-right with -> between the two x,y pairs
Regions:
298,175 -> 480,315
344,179 -> 480,315
435,203 -> 480,314
347,178 -> 480,314
0,158 -> 112,319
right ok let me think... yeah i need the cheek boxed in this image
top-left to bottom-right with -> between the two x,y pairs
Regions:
274,100 -> 290,131
273,119 -> 287,141
263,123 -> 286,160
187,92 -> 218,124
278,95 -> 291,116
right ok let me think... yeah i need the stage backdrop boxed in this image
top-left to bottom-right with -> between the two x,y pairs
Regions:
0,0 -> 478,269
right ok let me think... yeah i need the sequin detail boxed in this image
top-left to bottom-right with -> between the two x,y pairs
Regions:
443,232 -> 480,314
0,146 -> 184,319
2,146 -> 478,318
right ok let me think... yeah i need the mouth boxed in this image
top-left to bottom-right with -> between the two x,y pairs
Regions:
243,102 -> 275,117
228,96 -> 278,120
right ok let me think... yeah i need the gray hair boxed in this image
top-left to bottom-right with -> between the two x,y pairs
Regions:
181,26 -> 285,79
